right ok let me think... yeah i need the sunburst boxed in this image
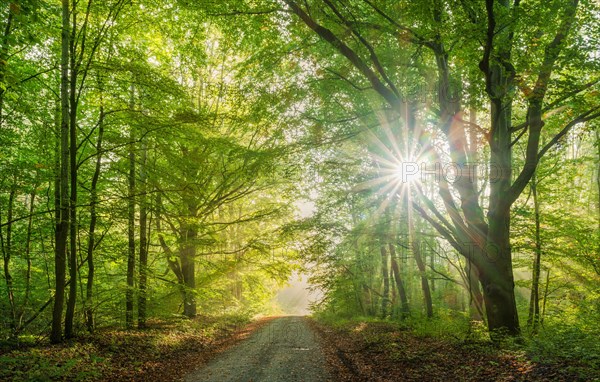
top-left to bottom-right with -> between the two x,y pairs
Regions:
353,109 -> 432,222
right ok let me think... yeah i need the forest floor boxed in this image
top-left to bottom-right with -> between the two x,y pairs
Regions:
2,315 -> 598,381
0,314 -> 274,382
311,317 -> 598,381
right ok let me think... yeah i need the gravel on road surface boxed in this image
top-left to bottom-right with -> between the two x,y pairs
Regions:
184,316 -> 330,382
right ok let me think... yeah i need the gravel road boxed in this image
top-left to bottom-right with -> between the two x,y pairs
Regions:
184,316 -> 330,382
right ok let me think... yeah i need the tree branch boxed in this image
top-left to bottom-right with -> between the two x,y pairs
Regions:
283,0 -> 399,107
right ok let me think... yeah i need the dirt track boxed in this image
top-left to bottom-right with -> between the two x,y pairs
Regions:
184,316 -> 329,382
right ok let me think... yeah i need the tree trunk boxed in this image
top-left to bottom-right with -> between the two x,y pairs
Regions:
407,193 -> 433,318
596,128 -> 600,275
389,244 -> 409,318
51,0 -> 70,344
379,245 -> 390,318
126,117 -> 136,328
481,208 -> 520,336
0,7 -> 16,335
84,106 -> 104,333
481,83 -> 520,335
465,106 -> 484,322
17,187 -> 37,331
138,139 -> 148,328
181,220 -> 197,318
0,3 -> 14,111
1,188 -> 16,333
540,268 -> 550,324
64,3 -> 79,338
527,171 -> 542,330
465,261 -> 484,321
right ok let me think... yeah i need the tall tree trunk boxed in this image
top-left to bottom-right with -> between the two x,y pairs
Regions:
389,244 -> 410,318
400,97 -> 433,318
481,92 -> 520,335
596,128 -> 600,275
0,5 -> 13,333
407,193 -> 433,318
17,187 -> 37,331
85,106 -> 104,333
481,201 -> 520,335
527,172 -> 542,330
471,0 -> 520,336
126,116 -> 136,328
138,139 -> 148,328
51,0 -> 70,343
0,3 -> 14,113
379,245 -> 390,317
465,107 -> 484,321
1,188 -> 16,333
64,2 -> 79,338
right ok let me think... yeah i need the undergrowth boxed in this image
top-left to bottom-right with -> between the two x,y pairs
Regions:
314,310 -> 600,381
0,313 -> 253,382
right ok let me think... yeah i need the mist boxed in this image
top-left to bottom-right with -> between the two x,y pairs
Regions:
275,271 -> 323,315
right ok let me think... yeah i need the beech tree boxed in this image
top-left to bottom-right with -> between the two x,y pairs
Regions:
277,0 -> 599,336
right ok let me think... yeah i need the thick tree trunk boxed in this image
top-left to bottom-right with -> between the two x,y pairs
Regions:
481,55 -> 520,335
51,0 -> 70,344
476,0 -> 520,335
379,245 -> 390,317
181,222 -> 197,318
388,244 -> 410,318
481,208 -> 520,336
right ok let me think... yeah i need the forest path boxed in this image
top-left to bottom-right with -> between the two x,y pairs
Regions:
184,316 -> 330,382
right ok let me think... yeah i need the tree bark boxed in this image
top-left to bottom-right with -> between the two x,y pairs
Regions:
126,112 -> 136,328
527,171 -> 542,330
0,3 -> 14,110
482,86 -> 519,336
84,106 -> 104,333
465,261 -> 484,321
465,107 -> 484,321
64,1 -> 79,338
388,244 -> 409,318
17,187 -> 37,331
1,188 -> 16,333
51,0 -> 70,344
138,139 -> 148,328
407,193 -> 433,318
181,219 -> 197,318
